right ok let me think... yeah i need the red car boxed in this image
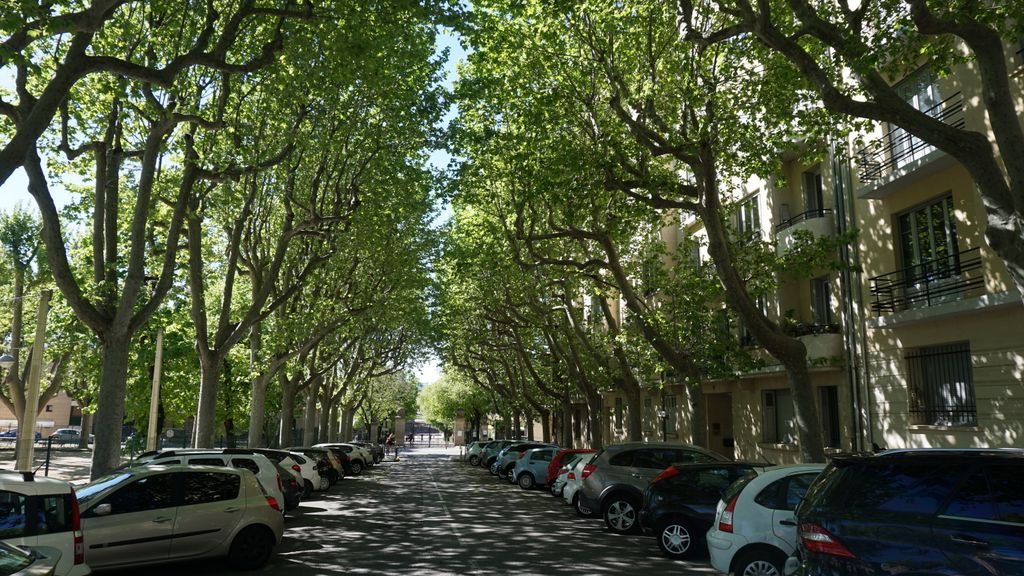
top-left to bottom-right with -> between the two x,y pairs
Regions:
546,448 -> 596,486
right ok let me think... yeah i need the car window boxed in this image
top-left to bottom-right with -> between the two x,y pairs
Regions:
675,448 -> 719,464
609,450 -> 636,467
77,473 -> 134,506
189,457 -> 226,467
633,449 -> 668,469
988,464 -> 1024,524
160,460 -> 180,465
35,494 -> 73,535
102,473 -> 178,514
0,491 -> 29,538
838,462 -> 965,515
532,450 -> 554,462
944,471 -> 994,520
231,458 -> 260,475
0,542 -> 32,572
182,472 -> 240,505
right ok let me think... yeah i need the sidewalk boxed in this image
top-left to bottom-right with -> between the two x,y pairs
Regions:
0,447 -> 96,482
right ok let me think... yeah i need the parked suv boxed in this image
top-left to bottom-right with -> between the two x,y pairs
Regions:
793,449 -> 1024,576
577,442 -> 727,533
638,462 -> 763,560
706,464 -> 825,576
0,471 -> 88,576
76,465 -> 283,571
493,443 -> 556,480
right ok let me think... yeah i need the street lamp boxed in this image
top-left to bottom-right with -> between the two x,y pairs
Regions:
656,409 -> 667,442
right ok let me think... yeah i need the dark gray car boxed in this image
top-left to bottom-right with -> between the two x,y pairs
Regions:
576,442 -> 727,534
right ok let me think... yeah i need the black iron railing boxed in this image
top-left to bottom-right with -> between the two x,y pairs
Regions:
869,247 -> 983,313
776,208 -> 835,232
905,342 -> 976,426
784,322 -> 840,338
855,92 -> 965,184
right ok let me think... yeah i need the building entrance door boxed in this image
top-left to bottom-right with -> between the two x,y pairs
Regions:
705,393 -> 735,460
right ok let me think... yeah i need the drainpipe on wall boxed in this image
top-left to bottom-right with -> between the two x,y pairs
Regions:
831,141 -> 869,453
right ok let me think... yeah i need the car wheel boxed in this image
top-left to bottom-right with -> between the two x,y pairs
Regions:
657,521 -> 696,559
574,493 -> 593,517
489,461 -> 499,475
602,495 -> 639,534
550,483 -> 561,496
734,548 -> 787,576
468,455 -> 480,466
350,460 -> 363,475
302,480 -> 313,499
518,473 -> 535,489
228,525 -> 274,570
497,465 -> 510,480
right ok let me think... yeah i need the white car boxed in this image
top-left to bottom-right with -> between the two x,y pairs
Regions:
549,453 -> 586,497
0,470 -> 90,575
315,443 -> 373,475
561,453 -> 596,513
706,464 -> 825,576
250,449 -> 328,496
134,449 -> 286,516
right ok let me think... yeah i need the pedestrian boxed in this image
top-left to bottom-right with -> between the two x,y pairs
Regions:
385,432 -> 395,459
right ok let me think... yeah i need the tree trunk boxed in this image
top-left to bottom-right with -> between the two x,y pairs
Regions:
328,403 -> 339,442
562,398 -> 574,448
278,379 -> 297,448
624,384 -> 643,442
193,357 -> 222,448
539,408 -> 550,443
512,412 -> 521,439
318,399 -> 333,444
303,387 -> 318,447
248,371 -> 271,448
90,334 -> 130,478
77,411 -> 93,450
586,390 -> 603,450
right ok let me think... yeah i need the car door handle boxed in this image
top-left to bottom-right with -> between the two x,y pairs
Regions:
152,516 -> 173,524
779,519 -> 797,527
223,507 -> 241,513
950,534 -> 989,548
630,473 -> 642,478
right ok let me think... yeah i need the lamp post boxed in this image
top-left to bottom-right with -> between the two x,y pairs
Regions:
657,409 -> 667,442
18,290 -> 50,470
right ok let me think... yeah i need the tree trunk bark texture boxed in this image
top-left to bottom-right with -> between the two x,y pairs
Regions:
90,335 -> 130,478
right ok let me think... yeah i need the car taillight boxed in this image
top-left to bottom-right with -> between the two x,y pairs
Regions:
567,472 -> 576,481
70,489 -> 83,565
292,464 -> 302,473
718,493 -> 739,533
582,463 -> 596,479
266,496 -> 281,511
800,523 -> 855,558
651,466 -> 680,484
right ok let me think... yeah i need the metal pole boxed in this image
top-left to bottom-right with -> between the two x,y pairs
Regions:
44,437 -> 53,476
17,290 -> 50,470
146,328 -> 164,451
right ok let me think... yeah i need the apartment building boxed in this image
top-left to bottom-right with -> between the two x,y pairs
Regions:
600,38 -> 1024,460
0,390 -> 81,436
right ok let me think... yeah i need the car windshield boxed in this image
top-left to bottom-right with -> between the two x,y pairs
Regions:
77,472 -> 135,506
0,542 -> 32,573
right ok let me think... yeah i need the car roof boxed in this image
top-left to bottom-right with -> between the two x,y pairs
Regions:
0,470 -> 73,495
834,448 -> 1024,467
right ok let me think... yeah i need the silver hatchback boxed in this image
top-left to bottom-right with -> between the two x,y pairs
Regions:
576,442 -> 727,534
76,465 -> 284,571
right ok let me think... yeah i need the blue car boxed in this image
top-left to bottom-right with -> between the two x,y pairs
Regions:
0,429 -> 41,440
511,446 -> 560,490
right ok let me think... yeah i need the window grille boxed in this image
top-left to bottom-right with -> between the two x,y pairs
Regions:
905,342 -> 976,426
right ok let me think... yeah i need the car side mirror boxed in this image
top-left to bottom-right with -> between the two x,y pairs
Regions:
93,503 -> 112,517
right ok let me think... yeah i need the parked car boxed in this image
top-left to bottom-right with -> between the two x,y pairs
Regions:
466,441 -> 492,466
493,443 -> 557,480
562,453 -> 597,512
638,462 -> 763,559
350,442 -> 384,464
269,460 -> 302,511
793,448 -> 1024,576
550,453 -> 586,497
76,465 -> 283,570
0,471 -> 88,576
288,447 -> 344,486
47,431 -> 89,446
132,449 -> 286,515
249,449 -> 325,497
0,431 -> 41,442
511,447 -> 560,489
547,449 -> 595,487
706,464 -> 825,576
577,442 -> 728,534
0,542 -> 62,576
480,440 -> 514,469
314,444 -> 370,475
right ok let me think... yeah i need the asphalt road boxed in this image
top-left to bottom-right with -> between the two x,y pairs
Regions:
95,446 -> 721,575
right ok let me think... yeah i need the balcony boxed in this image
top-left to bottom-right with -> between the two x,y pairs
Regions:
782,322 -> 843,362
869,247 -> 984,314
775,209 -> 835,256
854,92 -> 965,199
